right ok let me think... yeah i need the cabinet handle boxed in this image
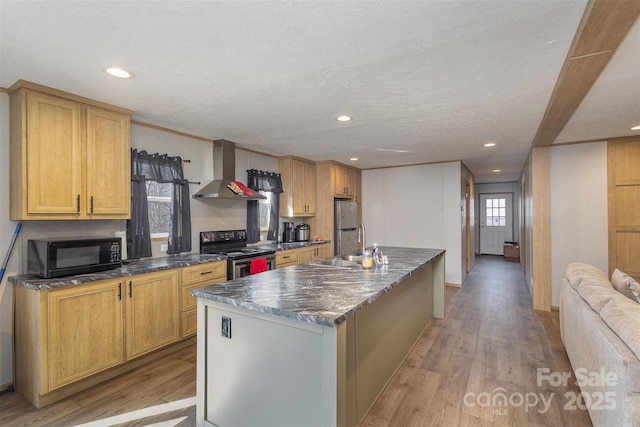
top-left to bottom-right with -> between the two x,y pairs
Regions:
76,195 -> 80,212
118,283 -> 122,300
128,281 -> 132,298
283,255 -> 291,259
90,196 -> 94,213
200,270 -> 213,275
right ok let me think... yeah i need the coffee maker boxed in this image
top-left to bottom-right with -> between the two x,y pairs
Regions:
282,222 -> 295,243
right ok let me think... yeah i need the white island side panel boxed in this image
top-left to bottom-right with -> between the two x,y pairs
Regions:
197,300 -> 338,427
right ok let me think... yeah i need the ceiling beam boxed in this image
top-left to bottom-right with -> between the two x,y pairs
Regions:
531,0 -> 640,148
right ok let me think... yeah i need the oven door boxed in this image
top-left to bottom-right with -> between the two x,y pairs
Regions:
231,256 -> 275,280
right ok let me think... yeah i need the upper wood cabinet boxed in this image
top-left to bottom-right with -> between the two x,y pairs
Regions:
9,80 -> 131,220
279,156 -> 316,217
333,163 -> 357,199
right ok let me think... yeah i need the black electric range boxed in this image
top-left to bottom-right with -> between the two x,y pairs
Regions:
199,230 -> 275,279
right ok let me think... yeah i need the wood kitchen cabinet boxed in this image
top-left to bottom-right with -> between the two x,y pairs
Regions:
310,162 -> 362,256
46,279 -> 125,391
276,243 -> 331,267
276,249 -> 299,268
9,80 -> 131,220
180,261 -> 227,337
279,156 -> 316,217
333,163 -> 356,199
298,243 -> 331,264
14,267 -> 189,408
125,270 -> 180,359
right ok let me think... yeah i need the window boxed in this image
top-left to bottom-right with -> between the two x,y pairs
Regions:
146,181 -> 173,238
258,191 -> 272,232
486,198 -> 506,227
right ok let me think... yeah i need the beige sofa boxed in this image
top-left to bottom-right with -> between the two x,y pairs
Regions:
560,263 -> 640,427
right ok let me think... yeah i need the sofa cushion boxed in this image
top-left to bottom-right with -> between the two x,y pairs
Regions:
577,281 -> 624,313
612,268 -> 640,302
600,296 -> 640,361
566,262 -> 610,290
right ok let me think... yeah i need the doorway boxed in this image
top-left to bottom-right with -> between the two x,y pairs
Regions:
479,193 -> 513,255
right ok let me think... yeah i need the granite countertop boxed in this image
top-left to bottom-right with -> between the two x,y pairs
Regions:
250,240 -> 331,251
191,246 -> 445,327
9,254 -> 227,290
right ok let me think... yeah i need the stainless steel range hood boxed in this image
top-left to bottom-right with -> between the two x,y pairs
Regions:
192,139 -> 266,200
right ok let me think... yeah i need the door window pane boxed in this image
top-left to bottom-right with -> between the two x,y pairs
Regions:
486,198 -> 507,228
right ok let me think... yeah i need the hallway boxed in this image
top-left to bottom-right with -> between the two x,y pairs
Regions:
362,255 -> 592,426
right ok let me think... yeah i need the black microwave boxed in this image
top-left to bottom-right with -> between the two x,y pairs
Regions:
28,237 -> 122,278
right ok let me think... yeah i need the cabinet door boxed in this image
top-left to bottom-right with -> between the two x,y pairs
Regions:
26,91 -> 83,215
334,164 -> 346,196
126,270 -> 180,359
292,160 -> 308,216
344,167 -> 355,197
304,162 -> 316,215
47,279 -> 125,390
86,107 -> 130,218
297,247 -> 314,264
315,244 -> 331,260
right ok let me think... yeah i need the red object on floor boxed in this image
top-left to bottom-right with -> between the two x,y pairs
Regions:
250,258 -> 268,275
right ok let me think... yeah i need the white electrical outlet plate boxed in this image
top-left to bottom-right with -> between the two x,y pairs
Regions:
160,243 -> 168,252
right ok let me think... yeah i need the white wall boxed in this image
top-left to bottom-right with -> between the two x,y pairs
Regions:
550,141 -> 608,306
362,162 -> 463,285
0,92 -> 20,388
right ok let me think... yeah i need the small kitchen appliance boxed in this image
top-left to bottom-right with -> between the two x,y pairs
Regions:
294,224 -> 311,242
28,237 -> 122,278
282,221 -> 295,243
199,230 -> 275,280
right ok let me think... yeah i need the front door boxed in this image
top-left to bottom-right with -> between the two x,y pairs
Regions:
480,193 -> 513,255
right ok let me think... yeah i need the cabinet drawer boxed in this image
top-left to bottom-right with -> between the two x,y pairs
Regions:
182,282 -> 215,311
276,250 -> 298,268
181,261 -> 226,285
181,309 -> 197,338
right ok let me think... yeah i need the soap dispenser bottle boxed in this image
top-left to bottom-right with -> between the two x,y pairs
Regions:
371,243 -> 384,266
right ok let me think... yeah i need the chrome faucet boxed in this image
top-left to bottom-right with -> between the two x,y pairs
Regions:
357,223 -> 366,253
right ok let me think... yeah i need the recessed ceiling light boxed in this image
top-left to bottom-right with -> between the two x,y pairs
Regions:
336,115 -> 352,122
350,157 -> 358,161
484,142 -> 496,147
102,66 -> 134,79
631,125 -> 640,130
492,169 -> 502,173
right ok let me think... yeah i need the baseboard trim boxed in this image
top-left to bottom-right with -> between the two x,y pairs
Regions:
446,282 -> 462,288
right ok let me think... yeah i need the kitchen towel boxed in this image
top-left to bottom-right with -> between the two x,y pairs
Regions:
250,258 -> 268,275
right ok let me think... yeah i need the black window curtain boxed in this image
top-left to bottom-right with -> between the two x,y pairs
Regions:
246,169 -> 283,243
127,149 -> 192,258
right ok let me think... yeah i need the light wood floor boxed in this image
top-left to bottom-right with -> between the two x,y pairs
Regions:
1,256 -> 591,426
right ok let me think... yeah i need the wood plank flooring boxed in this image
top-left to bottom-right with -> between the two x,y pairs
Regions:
0,256 -> 592,426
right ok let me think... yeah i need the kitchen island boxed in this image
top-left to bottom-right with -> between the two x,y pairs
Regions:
191,246 -> 445,427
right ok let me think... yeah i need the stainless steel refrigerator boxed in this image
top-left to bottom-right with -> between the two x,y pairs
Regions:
334,200 -> 358,255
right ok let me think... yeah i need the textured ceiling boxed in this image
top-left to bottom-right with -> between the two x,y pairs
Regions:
2,0 -> 633,183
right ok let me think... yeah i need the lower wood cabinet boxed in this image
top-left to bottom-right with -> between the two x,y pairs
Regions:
47,278 -> 125,391
14,262 -> 222,408
125,270 -> 180,359
276,249 -> 299,268
180,261 -> 226,337
276,243 -> 331,268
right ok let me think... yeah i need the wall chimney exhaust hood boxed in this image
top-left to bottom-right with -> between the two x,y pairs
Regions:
192,139 -> 266,200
